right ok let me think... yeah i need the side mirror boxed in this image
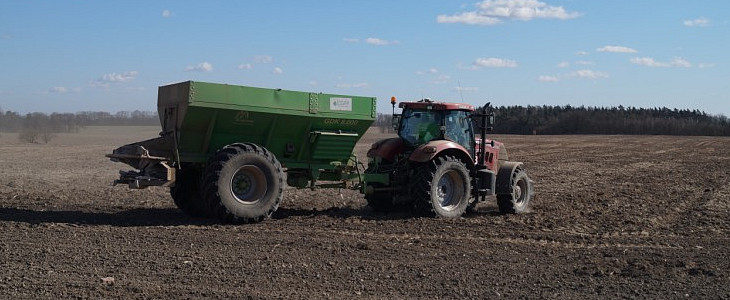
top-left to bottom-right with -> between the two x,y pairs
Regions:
487,113 -> 494,131
392,114 -> 401,130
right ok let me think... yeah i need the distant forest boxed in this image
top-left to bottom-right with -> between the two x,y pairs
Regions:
0,109 -> 158,143
0,110 -> 158,132
2,104 -> 729,142
374,105 -> 730,136
491,105 -> 729,136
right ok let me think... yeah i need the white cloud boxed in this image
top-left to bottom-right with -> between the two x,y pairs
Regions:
453,86 -> 479,92
670,57 -> 692,68
437,0 -> 580,26
91,71 -> 138,88
568,69 -> 608,79
630,57 -> 693,68
238,55 -> 273,70
437,12 -> 501,25
48,86 -> 81,94
683,17 -> 710,27
254,55 -> 273,63
576,51 -> 589,56
630,57 -> 666,67
185,62 -> 213,72
102,71 -> 138,82
272,67 -> 283,74
344,37 -> 400,46
417,68 -> 439,75
49,87 -> 68,94
430,75 -> 451,84
539,69 -> 608,82
472,57 -> 518,68
162,10 -> 173,18
538,75 -> 559,82
558,60 -> 593,68
336,83 -> 370,88
308,81 -> 318,86
597,45 -> 637,53
698,63 -> 715,69
365,37 -> 399,46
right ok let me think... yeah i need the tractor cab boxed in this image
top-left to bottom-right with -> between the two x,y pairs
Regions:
395,99 -> 477,157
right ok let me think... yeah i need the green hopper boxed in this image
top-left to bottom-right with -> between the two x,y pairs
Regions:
108,81 -> 376,223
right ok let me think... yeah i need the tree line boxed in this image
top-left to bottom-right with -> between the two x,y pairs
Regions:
373,105 -> 730,136
491,105 -> 729,136
0,108 -> 158,143
2,104 -> 728,143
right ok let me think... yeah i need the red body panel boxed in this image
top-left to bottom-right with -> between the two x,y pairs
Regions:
475,138 -> 504,172
399,101 -> 475,111
409,140 -> 471,164
367,137 -> 406,161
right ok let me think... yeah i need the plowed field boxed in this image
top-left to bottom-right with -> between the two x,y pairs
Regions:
1,127 -> 728,299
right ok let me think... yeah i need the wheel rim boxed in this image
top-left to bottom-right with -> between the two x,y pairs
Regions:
436,170 -> 465,211
513,176 -> 528,208
230,165 -> 267,204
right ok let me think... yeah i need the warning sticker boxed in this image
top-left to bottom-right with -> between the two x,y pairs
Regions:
330,97 -> 352,111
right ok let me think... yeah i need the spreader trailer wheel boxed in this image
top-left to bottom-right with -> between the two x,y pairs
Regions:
170,166 -> 212,218
203,143 -> 284,223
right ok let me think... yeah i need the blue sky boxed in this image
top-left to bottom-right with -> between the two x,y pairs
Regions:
1,1 -> 728,116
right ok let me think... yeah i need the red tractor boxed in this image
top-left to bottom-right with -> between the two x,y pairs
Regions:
363,98 -> 534,217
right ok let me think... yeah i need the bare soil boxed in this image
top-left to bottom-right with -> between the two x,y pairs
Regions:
1,127 -> 729,299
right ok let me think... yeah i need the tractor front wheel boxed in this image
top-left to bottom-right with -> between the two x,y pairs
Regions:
411,156 -> 472,218
497,166 -> 532,214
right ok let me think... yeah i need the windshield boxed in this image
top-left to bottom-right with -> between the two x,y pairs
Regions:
444,110 -> 474,156
399,109 -> 443,146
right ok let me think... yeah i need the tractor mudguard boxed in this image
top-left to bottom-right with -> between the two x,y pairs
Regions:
367,137 -> 405,161
408,140 -> 473,166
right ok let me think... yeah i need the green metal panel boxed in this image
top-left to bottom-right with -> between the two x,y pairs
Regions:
310,131 -> 360,161
156,81 -> 376,168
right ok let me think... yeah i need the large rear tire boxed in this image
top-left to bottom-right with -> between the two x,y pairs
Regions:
170,167 -> 211,218
497,166 -> 532,214
411,156 -> 472,218
203,143 -> 284,223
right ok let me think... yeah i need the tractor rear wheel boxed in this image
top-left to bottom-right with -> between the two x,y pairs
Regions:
497,167 -> 532,214
411,156 -> 472,218
170,167 -> 211,218
203,143 -> 284,223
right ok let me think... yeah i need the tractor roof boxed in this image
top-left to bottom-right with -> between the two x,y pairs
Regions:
398,100 -> 475,112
